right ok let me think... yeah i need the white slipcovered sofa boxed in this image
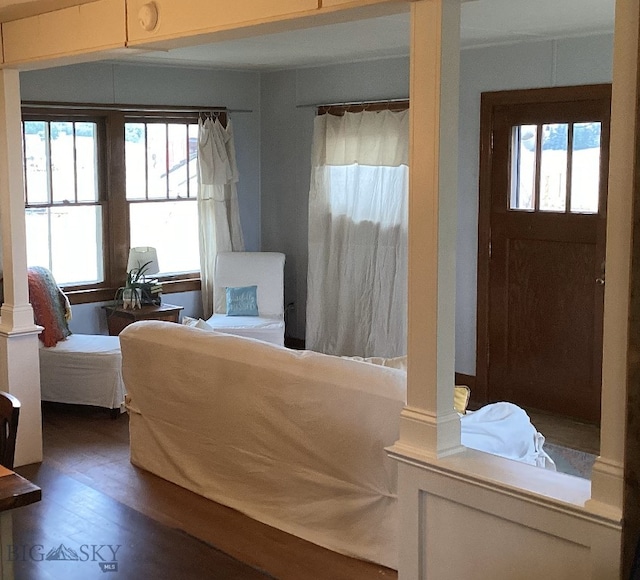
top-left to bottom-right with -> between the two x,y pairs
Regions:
120,321 -> 553,570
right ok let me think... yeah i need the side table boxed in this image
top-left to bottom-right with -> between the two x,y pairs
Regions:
103,303 -> 184,336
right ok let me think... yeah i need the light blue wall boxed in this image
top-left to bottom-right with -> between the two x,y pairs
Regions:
261,34 -> 613,372
260,57 -> 410,340
68,291 -> 202,334
20,62 -> 261,329
21,34 -> 614,362
456,34 -> 613,374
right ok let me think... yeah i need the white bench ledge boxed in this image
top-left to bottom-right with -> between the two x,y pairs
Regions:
387,443 -> 621,527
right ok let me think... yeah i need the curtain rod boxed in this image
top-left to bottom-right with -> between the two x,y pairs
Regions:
296,98 -> 409,109
21,101 -> 253,114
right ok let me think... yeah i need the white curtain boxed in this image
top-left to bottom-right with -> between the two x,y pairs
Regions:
197,117 -> 244,319
306,109 -> 409,358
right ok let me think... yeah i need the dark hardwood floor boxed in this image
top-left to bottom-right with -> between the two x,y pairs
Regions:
525,407 -> 600,455
12,404 -> 397,580
14,462 -> 271,579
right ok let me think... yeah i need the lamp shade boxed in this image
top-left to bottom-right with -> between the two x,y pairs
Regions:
127,246 -> 159,275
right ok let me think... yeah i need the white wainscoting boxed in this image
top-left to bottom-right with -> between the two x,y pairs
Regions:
388,447 -> 622,579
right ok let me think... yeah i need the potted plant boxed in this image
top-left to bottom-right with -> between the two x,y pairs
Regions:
116,261 -> 152,310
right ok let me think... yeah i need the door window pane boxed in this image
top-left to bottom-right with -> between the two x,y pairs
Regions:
129,200 -> 199,275
570,122 -> 601,214
539,123 -> 568,212
510,125 -> 536,211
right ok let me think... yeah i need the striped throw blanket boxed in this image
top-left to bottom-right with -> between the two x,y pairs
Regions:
27,266 -> 72,347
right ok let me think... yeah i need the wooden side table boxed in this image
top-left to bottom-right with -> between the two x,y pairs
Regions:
103,303 -> 184,336
0,465 -> 41,580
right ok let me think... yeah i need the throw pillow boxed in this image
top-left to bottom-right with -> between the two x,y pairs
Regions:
27,266 -> 72,347
194,319 -> 215,331
226,285 -> 259,316
454,385 -> 471,415
183,316 -> 216,331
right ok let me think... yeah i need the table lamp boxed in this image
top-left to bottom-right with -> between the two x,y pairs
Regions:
127,246 -> 159,281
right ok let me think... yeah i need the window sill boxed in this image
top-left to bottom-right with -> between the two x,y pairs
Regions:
65,278 -> 201,305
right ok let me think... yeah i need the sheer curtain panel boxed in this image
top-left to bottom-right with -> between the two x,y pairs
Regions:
197,117 -> 244,318
306,109 -> 409,357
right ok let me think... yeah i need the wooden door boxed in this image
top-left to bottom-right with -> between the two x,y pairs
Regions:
478,85 -> 611,424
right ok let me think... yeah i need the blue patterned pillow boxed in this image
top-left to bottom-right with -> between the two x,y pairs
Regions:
225,285 -> 259,316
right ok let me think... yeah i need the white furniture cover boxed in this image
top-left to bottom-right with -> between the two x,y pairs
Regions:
39,334 -> 126,410
26,265 -> 126,412
205,251 -> 285,346
121,321 -> 553,570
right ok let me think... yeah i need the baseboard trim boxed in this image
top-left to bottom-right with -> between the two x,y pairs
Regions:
285,337 -> 305,350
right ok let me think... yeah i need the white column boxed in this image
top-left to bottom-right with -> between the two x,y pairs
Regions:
394,0 -> 461,458
587,0 -> 638,517
0,69 -> 43,467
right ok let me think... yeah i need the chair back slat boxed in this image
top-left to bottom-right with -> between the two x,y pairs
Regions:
0,392 -> 20,469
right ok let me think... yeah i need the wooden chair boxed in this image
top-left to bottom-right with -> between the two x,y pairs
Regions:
0,392 -> 20,469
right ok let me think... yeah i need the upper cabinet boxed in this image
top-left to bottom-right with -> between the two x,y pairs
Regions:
126,0 -> 319,46
0,0 -> 405,67
2,0 -> 126,67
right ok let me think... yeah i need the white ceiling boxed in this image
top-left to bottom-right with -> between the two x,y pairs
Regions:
118,0 -> 615,70
0,0 -> 616,70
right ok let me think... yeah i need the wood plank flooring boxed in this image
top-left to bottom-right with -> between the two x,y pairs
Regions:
14,462 -> 272,579
13,404 -> 397,580
525,407 -> 600,455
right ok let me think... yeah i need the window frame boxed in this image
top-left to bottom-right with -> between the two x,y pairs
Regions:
23,109 -> 110,294
21,103 -> 217,304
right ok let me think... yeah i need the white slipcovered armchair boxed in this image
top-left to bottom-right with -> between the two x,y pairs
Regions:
205,252 -> 286,346
27,266 -> 125,416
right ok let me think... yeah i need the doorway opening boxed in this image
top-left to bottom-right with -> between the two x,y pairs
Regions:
476,84 -> 612,435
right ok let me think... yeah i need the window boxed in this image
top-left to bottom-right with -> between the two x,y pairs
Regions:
510,121 -> 602,214
125,119 -> 200,274
24,118 -> 104,285
21,105 -> 215,303
307,105 -> 409,358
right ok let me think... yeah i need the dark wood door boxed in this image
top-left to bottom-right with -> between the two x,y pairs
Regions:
480,86 -> 611,423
